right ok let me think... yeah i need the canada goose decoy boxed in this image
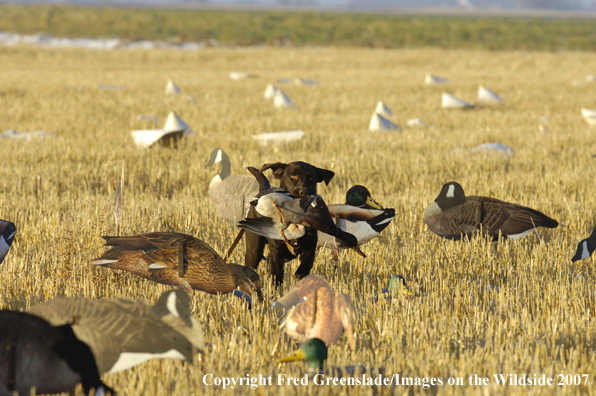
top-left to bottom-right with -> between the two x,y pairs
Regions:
424,182 -> 559,241
278,338 -> 383,377
0,310 -> 114,396
273,275 -> 356,351
572,226 -> 596,262
317,186 -> 395,260
238,168 -> 364,257
0,220 -> 16,264
28,290 -> 204,375
205,148 -> 259,225
91,232 -> 263,302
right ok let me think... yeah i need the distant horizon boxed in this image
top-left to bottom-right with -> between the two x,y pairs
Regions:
2,0 -> 596,13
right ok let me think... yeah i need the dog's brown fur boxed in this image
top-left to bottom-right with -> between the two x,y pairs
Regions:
244,161 -> 334,285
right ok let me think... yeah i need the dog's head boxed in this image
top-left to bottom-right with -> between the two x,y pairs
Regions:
260,161 -> 334,197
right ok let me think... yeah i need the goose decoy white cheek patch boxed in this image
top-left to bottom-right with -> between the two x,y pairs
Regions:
581,241 -> 590,260
214,149 -> 222,164
166,292 -> 180,317
446,184 -> 455,198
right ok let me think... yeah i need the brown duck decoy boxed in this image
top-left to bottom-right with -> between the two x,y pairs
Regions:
424,181 -> 559,241
273,275 -> 356,351
91,232 -> 263,302
28,290 -> 204,375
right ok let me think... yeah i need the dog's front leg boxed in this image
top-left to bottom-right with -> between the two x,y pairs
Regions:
294,227 -> 318,279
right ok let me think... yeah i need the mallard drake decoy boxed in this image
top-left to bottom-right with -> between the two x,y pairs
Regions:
28,290 -> 204,375
374,275 -> 412,302
273,275 -> 356,351
0,310 -> 114,396
278,338 -> 382,377
424,182 -> 558,241
572,226 -> 596,262
91,232 -> 263,302
205,148 -> 259,225
238,168 -> 364,257
317,186 -> 395,260
0,220 -> 16,265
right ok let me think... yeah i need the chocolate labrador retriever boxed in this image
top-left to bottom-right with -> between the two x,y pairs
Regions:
244,161 -> 335,285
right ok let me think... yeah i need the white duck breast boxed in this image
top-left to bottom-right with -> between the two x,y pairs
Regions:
318,206 -> 395,249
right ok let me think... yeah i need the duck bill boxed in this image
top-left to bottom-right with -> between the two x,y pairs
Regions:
351,246 -> 366,258
278,348 -> 306,363
365,196 -> 383,210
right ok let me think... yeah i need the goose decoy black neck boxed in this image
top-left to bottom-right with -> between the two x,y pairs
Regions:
572,226 -> 596,262
205,148 -> 231,180
0,220 -> 16,265
434,181 -> 466,210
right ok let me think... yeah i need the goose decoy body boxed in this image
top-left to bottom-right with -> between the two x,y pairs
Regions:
572,226 -> 596,262
91,232 -> 263,302
0,310 -> 114,396
273,275 -> 356,351
278,338 -> 383,377
424,182 -> 558,241
238,168 -> 364,257
205,148 -> 259,225
0,220 -> 16,264
28,290 -> 204,375
317,186 -> 395,259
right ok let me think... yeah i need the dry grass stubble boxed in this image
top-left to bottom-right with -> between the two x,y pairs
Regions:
0,46 -> 595,395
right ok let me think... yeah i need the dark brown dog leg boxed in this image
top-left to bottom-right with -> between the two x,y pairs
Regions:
294,227 -> 318,279
267,240 -> 288,285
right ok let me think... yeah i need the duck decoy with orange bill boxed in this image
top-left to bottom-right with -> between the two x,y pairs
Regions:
91,232 -> 263,302
273,275 -> 356,351
424,182 -> 558,241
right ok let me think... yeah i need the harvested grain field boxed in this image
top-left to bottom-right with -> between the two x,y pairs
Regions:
1,45 -> 596,395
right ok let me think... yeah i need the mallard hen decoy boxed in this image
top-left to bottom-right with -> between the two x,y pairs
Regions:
317,186 -> 395,260
0,310 -> 114,396
238,168 -> 364,257
273,275 -> 356,351
0,220 -> 16,265
28,290 -> 204,375
424,182 -> 558,241
278,338 -> 382,377
205,148 -> 259,225
91,232 -> 263,302
572,226 -> 596,262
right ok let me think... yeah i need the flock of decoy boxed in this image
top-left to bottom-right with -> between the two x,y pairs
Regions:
1,146 -> 595,395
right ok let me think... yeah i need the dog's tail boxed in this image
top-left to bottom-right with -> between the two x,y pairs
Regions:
247,167 -> 271,192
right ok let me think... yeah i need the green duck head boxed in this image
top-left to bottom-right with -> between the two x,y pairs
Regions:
278,338 -> 328,371
345,186 -> 383,209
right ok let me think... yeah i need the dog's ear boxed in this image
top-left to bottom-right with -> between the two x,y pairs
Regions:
260,162 -> 288,180
315,167 -> 335,185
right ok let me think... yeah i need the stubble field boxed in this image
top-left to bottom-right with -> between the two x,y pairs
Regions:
1,44 -> 596,395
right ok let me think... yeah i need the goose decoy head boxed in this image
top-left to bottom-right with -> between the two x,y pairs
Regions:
204,148 -> 226,169
278,338 -> 328,371
233,265 -> 264,303
434,182 -> 466,210
345,185 -> 383,209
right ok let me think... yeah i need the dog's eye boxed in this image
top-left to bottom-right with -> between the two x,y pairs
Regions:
290,174 -> 298,180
